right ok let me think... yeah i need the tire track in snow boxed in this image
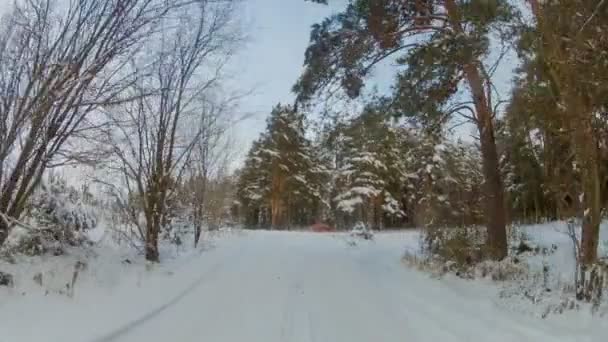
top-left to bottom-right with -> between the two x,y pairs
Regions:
280,282 -> 295,342
351,247 -> 563,342
280,281 -> 317,342
89,242 -> 246,342
278,242 -> 318,342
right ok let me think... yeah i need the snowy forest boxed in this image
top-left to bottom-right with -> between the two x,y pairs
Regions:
236,0 -> 608,264
1,0 -> 608,339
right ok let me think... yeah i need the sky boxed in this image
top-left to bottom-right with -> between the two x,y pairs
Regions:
226,0 -> 350,155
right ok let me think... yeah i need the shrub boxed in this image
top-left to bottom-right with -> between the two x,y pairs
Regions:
412,225 -> 534,280
475,258 -> 528,281
4,175 -> 97,256
350,222 -> 374,240
576,260 -> 607,313
422,227 -> 485,267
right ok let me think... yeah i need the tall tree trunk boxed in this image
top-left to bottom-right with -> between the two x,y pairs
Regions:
572,110 -> 601,265
374,195 -> 383,230
270,194 -> 284,229
470,69 -> 508,256
580,166 -> 600,265
475,110 -> 508,259
445,0 -> 507,259
270,166 -> 286,230
270,186 -> 283,229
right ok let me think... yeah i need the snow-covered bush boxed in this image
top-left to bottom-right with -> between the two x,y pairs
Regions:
0,271 -> 13,287
350,222 -> 374,240
403,226 -> 485,278
4,175 -> 97,256
422,227 -> 485,269
475,258 -> 529,281
410,225 -> 544,279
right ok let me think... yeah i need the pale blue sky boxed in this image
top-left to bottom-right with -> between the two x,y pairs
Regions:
228,0 -> 350,151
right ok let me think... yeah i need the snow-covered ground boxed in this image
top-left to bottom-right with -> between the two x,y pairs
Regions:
1,226 -> 606,342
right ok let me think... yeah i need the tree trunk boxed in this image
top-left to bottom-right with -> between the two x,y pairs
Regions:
573,114 -> 601,265
580,169 -> 600,265
145,222 -> 160,262
0,219 -> 9,247
445,0 -> 507,259
270,195 -> 284,230
475,111 -> 508,260
270,166 -> 286,230
194,224 -> 202,248
460,64 -> 508,259
145,181 -> 163,262
373,195 -> 382,230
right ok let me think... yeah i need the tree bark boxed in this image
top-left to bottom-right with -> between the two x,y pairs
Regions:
445,0 -> 508,259
270,165 -> 286,229
373,195 -> 382,230
144,175 -> 164,262
0,219 -> 8,247
572,111 -> 601,265
475,105 -> 508,260
270,190 -> 284,230
580,167 -> 600,265
194,224 -> 202,248
145,222 -> 160,262
270,196 -> 284,229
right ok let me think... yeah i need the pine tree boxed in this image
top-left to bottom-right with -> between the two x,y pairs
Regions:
333,106 -> 408,229
517,0 -> 608,263
445,139 -> 484,225
236,139 -> 272,227
236,104 -> 327,229
298,0 -> 518,259
402,129 -> 449,227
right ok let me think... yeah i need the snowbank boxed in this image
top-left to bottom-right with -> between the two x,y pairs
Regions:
0,226 -> 244,342
399,221 -> 608,318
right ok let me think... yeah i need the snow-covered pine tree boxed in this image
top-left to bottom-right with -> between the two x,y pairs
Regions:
333,106 -> 407,230
236,104 -> 327,229
402,129 -> 448,228
446,139 -> 484,226
236,139 -> 272,227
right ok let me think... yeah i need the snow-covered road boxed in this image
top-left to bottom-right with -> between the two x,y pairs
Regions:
1,230 -> 604,341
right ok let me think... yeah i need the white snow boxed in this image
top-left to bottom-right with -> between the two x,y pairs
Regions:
260,148 -> 280,158
1,226 -> 606,342
336,196 -> 364,212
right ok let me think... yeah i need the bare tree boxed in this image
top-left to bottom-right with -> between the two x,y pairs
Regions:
104,0 -> 241,261
0,0 -> 184,247
185,98 -> 237,247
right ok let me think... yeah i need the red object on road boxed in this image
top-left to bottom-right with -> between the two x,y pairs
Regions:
311,223 -> 334,232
